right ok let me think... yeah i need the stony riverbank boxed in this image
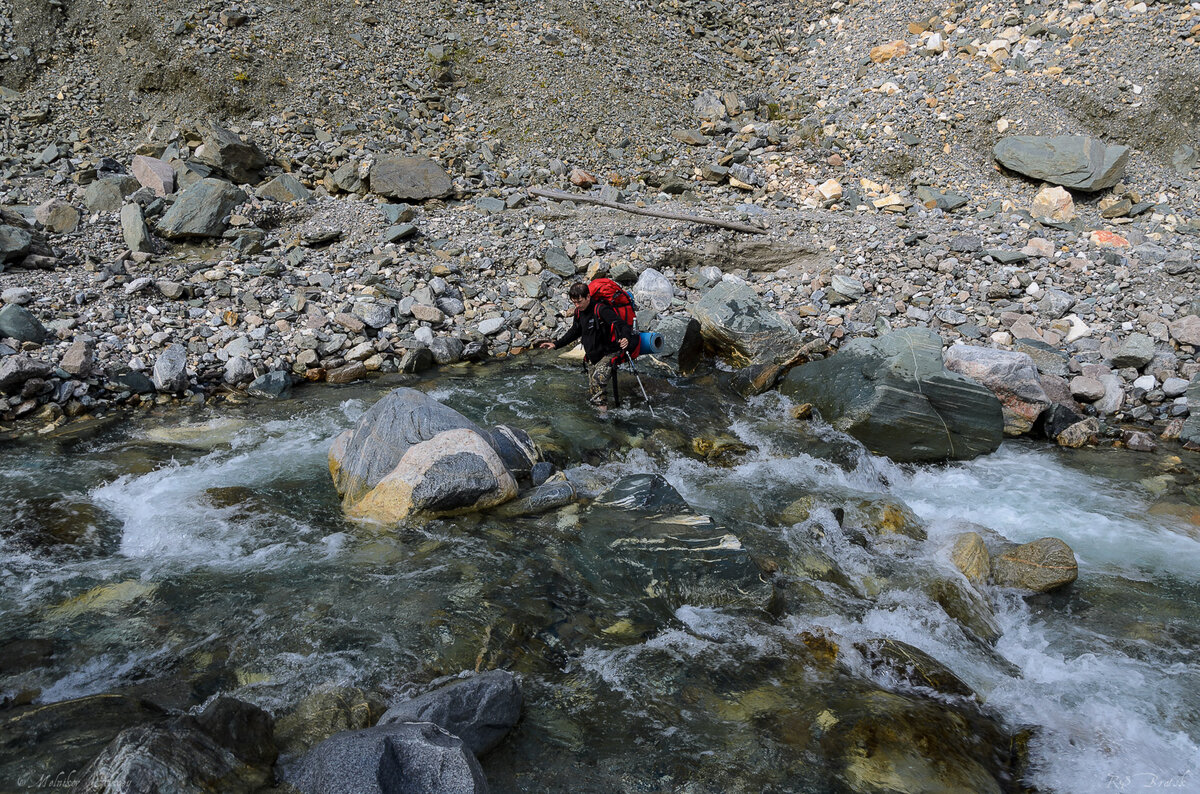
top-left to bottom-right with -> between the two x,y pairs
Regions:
1,0 -> 1198,448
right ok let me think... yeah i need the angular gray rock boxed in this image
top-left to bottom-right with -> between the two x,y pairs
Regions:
157,178 -> 247,239
224,356 -> 255,384
84,175 -> 141,213
429,337 -> 464,365
0,355 -> 53,389
1181,375 -> 1200,446
942,345 -> 1050,435
152,344 -> 189,392
196,124 -> 268,184
780,327 -> 1004,462
690,280 -> 801,366
1110,332 -> 1155,369
282,721 -> 487,794
0,224 -> 33,263
378,670 -> 521,756
34,199 -> 80,234
993,135 -> 1130,191
121,203 -> 155,253
1036,288 -> 1075,319
369,156 -> 452,201
652,315 -> 703,375
0,303 -> 49,343
248,370 -> 292,399
256,173 -> 312,203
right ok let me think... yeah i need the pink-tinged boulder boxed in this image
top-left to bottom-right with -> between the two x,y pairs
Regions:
1088,229 -> 1129,248
569,168 -> 597,188
943,345 -> 1050,435
132,155 -> 176,197
1168,314 -> 1200,347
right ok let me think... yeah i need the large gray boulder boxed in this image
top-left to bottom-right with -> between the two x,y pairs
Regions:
0,303 -> 49,343
282,721 -> 487,794
157,178 -> 246,239
195,124 -> 268,184
329,388 -> 533,523
0,224 -> 33,263
993,135 -> 1130,191
780,327 -> 1004,462
378,671 -> 522,756
651,315 -> 704,375
369,156 -> 453,201
152,344 -> 189,392
75,698 -> 275,794
690,280 -> 801,366
942,345 -> 1050,435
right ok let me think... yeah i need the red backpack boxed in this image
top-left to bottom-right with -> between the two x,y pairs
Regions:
586,277 -> 641,360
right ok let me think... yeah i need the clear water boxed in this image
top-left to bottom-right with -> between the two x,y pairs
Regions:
1,355 -> 1198,793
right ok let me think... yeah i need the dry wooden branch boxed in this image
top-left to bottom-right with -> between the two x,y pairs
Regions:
527,187 -> 768,235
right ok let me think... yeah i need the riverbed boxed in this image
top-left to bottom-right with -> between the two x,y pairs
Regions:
2,354 -> 1198,793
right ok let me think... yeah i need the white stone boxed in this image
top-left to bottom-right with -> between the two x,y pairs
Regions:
1133,375 -> 1158,390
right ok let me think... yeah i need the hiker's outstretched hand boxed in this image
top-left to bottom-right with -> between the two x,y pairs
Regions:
538,341 -> 555,349
619,338 -> 629,350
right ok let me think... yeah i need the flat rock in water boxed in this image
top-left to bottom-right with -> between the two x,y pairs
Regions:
157,178 -> 247,239
369,156 -> 452,200
579,473 -> 774,614
690,280 -> 801,366
993,135 -> 1130,191
991,537 -> 1078,592
378,670 -> 522,756
282,720 -> 487,794
780,328 -> 1003,462
942,345 -> 1050,436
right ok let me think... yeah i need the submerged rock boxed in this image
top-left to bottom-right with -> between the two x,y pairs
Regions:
74,697 -> 275,794
780,328 -> 1003,463
275,687 -> 387,756
581,473 -> 774,613
854,638 -> 976,699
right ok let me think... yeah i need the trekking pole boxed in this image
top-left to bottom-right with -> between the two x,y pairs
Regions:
624,352 -> 657,417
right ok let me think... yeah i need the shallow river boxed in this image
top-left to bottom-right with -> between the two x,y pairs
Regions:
1,354 -> 1198,793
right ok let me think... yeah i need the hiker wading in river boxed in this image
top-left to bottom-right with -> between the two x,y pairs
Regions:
540,282 -> 637,413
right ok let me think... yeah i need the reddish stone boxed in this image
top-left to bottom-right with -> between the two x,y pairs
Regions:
1088,229 -> 1129,248
569,168 -> 597,188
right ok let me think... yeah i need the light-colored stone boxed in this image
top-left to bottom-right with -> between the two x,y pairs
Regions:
1031,185 -> 1073,221
131,155 -> 176,197
950,532 -> 990,586
992,537 -> 1078,592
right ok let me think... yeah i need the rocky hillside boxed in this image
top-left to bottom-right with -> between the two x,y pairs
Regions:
1,0 -> 1199,441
